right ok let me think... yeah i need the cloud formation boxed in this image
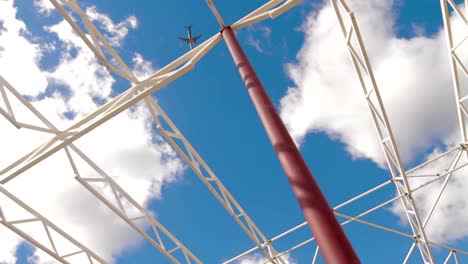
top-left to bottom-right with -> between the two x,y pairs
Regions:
280,0 -> 455,166
245,25 -> 272,54
279,0 -> 468,244
86,6 -> 138,47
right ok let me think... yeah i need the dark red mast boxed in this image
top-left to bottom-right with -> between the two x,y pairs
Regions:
221,26 -> 360,264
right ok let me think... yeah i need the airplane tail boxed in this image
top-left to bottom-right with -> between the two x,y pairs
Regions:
184,25 -> 192,29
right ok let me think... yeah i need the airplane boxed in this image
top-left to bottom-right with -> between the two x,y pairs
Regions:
179,25 -> 202,49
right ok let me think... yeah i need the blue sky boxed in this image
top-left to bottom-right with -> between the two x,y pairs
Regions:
1,0 -> 468,263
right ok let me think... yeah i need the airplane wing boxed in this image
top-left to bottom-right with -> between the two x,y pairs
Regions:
192,35 -> 202,43
179,37 -> 190,43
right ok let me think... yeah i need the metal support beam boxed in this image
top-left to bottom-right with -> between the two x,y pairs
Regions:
69,148 -> 202,264
330,0 -> 436,262
221,26 -> 360,264
440,0 -> 468,145
230,0 -> 303,31
0,76 -> 202,264
49,0 -> 138,83
0,34 -> 222,184
145,98 -> 285,264
0,185 -> 106,264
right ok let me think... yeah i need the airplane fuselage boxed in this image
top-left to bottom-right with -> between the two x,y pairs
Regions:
179,25 -> 201,49
187,27 -> 193,39
186,27 -> 194,49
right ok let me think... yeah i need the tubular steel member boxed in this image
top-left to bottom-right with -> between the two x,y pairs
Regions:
221,26 -> 360,264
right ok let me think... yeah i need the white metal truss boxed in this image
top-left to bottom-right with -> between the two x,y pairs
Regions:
0,76 -> 202,264
145,98 -> 285,264
206,0 -> 302,30
0,0 -> 301,185
0,32 -> 221,185
71,149 -> 203,264
49,0 -> 138,83
0,185 -> 106,264
441,0 -> 468,145
331,0 -> 435,262
227,145 -> 468,263
444,250 -> 461,264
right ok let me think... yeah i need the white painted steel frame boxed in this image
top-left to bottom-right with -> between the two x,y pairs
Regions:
0,0 -> 302,263
230,0 -> 303,31
441,0 -> 468,146
0,185 -> 106,264
0,0 -> 301,185
0,76 -> 202,264
73,158 -> 203,264
0,32 -> 221,184
145,98 -> 286,264
331,0 -> 435,262
49,0 -> 138,83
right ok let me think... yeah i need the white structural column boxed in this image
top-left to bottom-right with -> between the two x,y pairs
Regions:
0,185 -> 106,264
440,0 -> 468,145
330,0 -> 434,262
0,76 -> 203,264
145,98 -> 285,264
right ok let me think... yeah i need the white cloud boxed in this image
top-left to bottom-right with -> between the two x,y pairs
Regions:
246,34 -> 264,53
280,0 -> 455,166
44,19 -> 115,118
0,0 -> 48,97
34,0 -> 55,16
279,0 -> 468,244
0,2 -> 183,263
236,253 -> 295,264
245,25 -> 272,54
0,226 -> 21,264
132,53 -> 155,81
86,6 -> 138,47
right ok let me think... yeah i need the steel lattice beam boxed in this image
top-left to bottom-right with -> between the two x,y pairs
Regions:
0,33 -> 222,184
227,145 -> 468,263
440,0 -> 468,146
331,0 -> 436,262
49,0 -> 138,83
73,160 -> 202,264
0,185 -> 106,264
0,76 -> 202,264
0,0 -> 302,186
145,98 -> 287,264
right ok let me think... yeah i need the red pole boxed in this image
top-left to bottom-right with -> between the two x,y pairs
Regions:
221,26 -> 360,264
